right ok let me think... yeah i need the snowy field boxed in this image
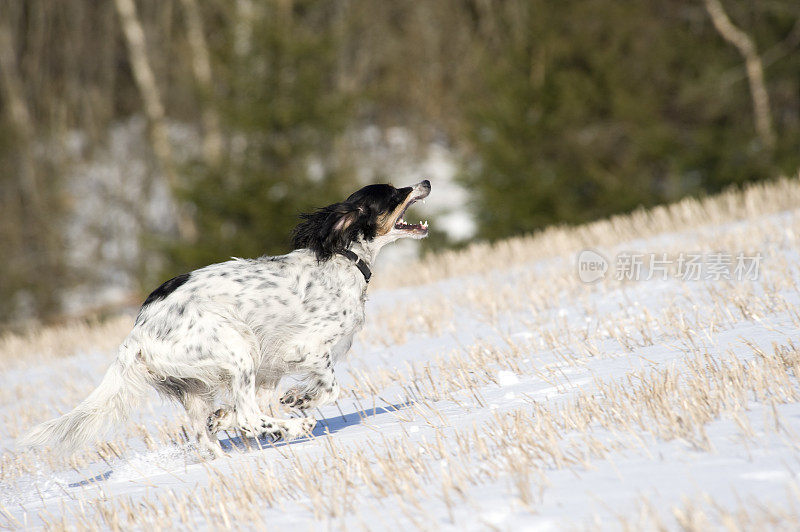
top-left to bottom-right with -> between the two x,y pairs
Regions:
3,178 -> 800,530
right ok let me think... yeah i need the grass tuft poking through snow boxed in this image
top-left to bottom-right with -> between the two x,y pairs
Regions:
3,176 -> 800,529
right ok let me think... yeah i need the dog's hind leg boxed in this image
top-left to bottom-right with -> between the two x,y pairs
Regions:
208,357 -> 315,442
180,393 -> 226,459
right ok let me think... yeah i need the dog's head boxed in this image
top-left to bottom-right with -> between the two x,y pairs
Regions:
293,180 -> 431,261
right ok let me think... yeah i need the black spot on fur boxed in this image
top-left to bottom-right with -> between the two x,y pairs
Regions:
141,273 -> 191,308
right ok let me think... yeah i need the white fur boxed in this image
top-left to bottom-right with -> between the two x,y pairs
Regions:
19,181 -> 430,458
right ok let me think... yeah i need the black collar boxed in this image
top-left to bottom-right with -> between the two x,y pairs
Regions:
337,250 -> 372,283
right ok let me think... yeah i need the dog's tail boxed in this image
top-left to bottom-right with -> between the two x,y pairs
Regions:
18,340 -> 149,454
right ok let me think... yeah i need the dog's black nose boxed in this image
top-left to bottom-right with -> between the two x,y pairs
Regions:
421,179 -> 431,190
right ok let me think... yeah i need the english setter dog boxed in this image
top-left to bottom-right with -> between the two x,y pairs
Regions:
21,180 -> 431,458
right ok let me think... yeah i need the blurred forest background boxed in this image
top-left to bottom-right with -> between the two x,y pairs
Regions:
0,0 -> 798,327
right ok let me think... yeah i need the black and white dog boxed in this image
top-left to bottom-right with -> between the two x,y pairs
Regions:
21,180 -> 431,458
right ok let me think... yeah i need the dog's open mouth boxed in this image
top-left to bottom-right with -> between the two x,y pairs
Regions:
394,190 -> 430,236
394,216 -> 428,234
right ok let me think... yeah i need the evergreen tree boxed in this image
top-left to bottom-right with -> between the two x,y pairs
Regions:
162,2 -> 354,277
459,1 -> 800,241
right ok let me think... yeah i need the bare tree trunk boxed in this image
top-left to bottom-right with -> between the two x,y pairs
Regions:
179,0 -> 223,167
113,0 -> 196,240
0,18 -> 40,211
704,0 -> 775,151
0,14 -> 64,319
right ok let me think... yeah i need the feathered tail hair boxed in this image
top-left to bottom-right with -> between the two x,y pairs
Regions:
18,341 -> 149,454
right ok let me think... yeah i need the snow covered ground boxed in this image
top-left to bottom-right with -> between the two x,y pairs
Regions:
3,180 -> 800,529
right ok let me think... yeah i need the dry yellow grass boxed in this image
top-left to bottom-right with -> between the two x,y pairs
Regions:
375,174 -> 800,289
2,174 -> 797,363
5,343 -> 797,530
0,315 -> 133,365
2,174 -> 800,529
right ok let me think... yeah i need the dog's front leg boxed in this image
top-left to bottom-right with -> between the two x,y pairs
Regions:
280,352 -> 341,411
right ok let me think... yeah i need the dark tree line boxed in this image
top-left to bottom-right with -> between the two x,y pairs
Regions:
0,0 -> 798,325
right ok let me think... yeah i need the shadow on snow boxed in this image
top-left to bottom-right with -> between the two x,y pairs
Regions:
218,402 -> 409,451
67,402 -> 409,488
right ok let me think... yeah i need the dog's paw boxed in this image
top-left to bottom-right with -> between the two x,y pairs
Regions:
253,418 -> 287,441
207,407 -> 233,434
251,417 -> 314,442
284,417 -> 316,439
280,388 -> 314,410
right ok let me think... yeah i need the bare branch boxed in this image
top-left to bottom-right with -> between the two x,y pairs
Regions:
0,18 -> 39,209
179,0 -> 223,167
113,0 -> 196,240
704,0 -> 775,151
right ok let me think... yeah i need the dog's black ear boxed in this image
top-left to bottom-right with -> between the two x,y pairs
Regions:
292,202 -> 370,261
